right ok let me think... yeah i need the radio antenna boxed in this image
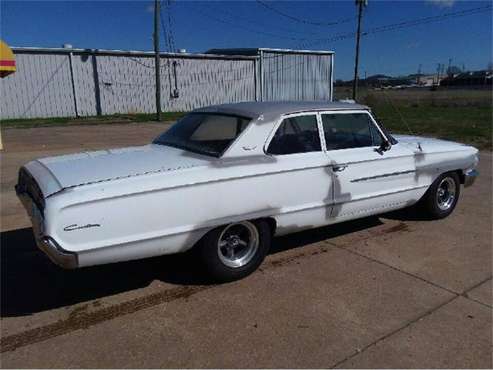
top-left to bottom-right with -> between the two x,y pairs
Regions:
381,88 -> 415,136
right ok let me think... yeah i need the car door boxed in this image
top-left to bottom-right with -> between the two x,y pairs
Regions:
320,110 -> 419,221
263,112 -> 334,234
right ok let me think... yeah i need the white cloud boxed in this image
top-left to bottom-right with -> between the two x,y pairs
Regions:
426,0 -> 456,8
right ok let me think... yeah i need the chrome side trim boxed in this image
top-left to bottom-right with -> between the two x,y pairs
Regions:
464,169 -> 479,187
71,184 -> 429,254
350,170 -> 416,183
63,160 -> 332,208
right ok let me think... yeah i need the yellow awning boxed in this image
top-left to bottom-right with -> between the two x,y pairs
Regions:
0,40 -> 16,78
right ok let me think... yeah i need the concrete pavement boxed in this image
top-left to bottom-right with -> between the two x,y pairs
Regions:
0,124 -> 491,368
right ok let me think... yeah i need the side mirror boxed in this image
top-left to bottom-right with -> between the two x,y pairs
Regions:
375,140 -> 391,155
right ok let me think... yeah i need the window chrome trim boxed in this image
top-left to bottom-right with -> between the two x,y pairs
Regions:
318,109 -> 391,153
263,111 -> 323,157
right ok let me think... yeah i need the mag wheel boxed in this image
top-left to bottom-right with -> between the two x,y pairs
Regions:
421,172 -> 460,219
198,220 -> 271,282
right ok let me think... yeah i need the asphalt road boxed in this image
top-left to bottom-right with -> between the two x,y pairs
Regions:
0,124 -> 491,368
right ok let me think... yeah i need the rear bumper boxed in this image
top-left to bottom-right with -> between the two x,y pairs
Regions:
38,237 -> 79,269
16,186 -> 78,269
464,168 -> 479,188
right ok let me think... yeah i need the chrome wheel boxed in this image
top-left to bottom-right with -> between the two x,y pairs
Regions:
436,177 -> 457,211
217,221 -> 259,268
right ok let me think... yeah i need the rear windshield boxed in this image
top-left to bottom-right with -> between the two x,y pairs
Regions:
153,113 -> 251,157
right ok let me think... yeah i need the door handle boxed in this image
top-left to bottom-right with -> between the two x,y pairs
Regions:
332,165 -> 347,172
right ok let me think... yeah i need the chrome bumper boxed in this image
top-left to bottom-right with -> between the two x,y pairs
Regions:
464,169 -> 479,188
38,237 -> 78,269
16,187 -> 78,269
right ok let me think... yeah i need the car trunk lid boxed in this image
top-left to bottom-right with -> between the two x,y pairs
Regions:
30,144 -> 211,196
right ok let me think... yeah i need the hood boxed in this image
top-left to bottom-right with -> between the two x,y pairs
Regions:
394,134 -> 476,152
32,144 -> 211,194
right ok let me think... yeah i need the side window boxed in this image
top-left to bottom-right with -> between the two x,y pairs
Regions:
267,115 -> 321,155
322,113 -> 380,150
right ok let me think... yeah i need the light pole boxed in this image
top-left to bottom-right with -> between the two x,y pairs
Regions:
352,0 -> 367,101
154,0 -> 162,121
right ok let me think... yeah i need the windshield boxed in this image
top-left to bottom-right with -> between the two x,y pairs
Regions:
153,113 -> 251,157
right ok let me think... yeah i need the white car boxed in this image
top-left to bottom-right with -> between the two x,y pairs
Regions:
16,101 -> 479,281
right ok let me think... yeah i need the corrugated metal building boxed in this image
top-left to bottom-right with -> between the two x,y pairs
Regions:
0,47 -> 334,120
207,48 -> 334,102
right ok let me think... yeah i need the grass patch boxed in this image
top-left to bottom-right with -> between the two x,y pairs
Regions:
2,88 -> 492,150
352,88 -> 492,150
1,112 -> 186,129
371,104 -> 492,150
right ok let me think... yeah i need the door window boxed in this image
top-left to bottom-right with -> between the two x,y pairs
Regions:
267,115 -> 321,155
322,113 -> 383,150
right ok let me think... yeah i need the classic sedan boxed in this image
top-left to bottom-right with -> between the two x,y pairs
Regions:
16,101 -> 479,281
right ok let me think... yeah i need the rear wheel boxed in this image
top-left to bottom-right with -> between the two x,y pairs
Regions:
197,220 -> 271,282
420,172 -> 460,219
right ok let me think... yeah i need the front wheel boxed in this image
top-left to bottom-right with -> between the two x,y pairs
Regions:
197,220 -> 271,282
420,172 -> 460,219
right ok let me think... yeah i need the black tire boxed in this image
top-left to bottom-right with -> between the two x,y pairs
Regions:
197,219 -> 271,282
419,172 -> 460,219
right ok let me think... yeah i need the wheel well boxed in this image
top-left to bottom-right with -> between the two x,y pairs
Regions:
454,169 -> 465,184
258,217 -> 277,237
194,217 -> 277,249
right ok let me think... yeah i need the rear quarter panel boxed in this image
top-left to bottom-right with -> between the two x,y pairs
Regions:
43,153 -> 332,265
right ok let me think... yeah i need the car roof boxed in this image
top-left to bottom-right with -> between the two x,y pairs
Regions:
193,101 -> 369,121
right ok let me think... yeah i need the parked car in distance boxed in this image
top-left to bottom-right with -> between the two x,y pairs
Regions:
16,101 -> 479,281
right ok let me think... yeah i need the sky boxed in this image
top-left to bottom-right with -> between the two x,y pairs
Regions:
1,0 -> 492,80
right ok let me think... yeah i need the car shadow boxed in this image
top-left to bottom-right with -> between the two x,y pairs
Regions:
1,216 -> 383,317
381,204 -> 434,221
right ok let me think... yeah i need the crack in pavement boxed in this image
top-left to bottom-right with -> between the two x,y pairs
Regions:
333,241 -> 493,309
330,294 -> 459,369
329,274 -> 493,368
334,244 -> 461,296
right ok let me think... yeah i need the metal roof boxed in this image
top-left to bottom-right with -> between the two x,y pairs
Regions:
194,101 -> 368,120
11,47 -> 258,60
205,47 -> 335,57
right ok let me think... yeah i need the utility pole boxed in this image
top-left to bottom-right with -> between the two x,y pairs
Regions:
154,0 -> 162,121
352,0 -> 367,101
417,64 -> 422,85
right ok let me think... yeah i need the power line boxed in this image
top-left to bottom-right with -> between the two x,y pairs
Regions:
165,0 -> 176,52
255,0 -> 355,27
192,4 -> 491,51
364,4 -> 491,34
191,6 -> 314,42
160,0 -> 176,53
124,4 -> 491,87
299,4 -> 492,49
204,4 -> 331,38
160,2 -> 169,52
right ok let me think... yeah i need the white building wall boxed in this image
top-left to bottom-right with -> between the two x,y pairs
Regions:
1,47 -> 333,120
261,50 -> 333,101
